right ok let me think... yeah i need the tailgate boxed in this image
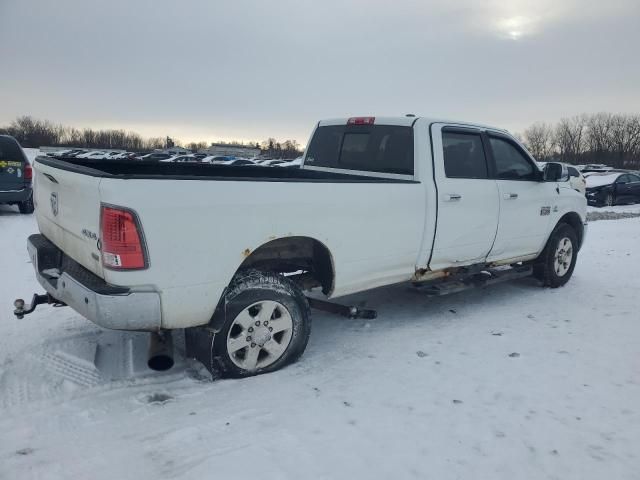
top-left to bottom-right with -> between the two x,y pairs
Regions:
0,160 -> 24,190
34,158 -> 104,278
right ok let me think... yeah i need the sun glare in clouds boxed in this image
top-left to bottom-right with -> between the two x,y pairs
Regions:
496,15 -> 535,40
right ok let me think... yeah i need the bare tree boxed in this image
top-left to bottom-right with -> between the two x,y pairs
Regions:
523,122 -> 555,161
585,112 -> 614,156
554,115 -> 587,164
609,114 -> 640,168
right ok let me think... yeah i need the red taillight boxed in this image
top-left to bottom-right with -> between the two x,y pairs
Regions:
100,205 -> 148,270
347,117 -> 375,125
24,162 -> 33,181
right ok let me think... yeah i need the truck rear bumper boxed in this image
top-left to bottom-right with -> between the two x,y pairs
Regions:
0,186 -> 31,204
27,234 -> 161,331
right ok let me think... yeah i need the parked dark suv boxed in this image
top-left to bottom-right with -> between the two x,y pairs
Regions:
0,135 -> 34,214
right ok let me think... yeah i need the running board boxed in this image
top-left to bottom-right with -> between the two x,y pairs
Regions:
414,265 -> 533,296
306,297 -> 377,319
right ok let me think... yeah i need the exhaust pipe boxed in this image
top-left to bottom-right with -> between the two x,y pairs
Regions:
148,331 -> 174,371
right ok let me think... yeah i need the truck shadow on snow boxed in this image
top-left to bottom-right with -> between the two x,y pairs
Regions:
0,328 -> 191,409
1,276 -> 551,407
0,204 -> 21,216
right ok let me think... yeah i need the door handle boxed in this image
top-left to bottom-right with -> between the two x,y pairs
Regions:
443,193 -> 462,201
503,193 -> 518,200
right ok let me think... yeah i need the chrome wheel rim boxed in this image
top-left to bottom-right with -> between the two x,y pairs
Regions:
226,300 -> 293,371
554,237 -> 573,277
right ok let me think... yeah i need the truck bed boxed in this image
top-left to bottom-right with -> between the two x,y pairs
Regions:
35,156 -> 416,183
33,152 -> 429,329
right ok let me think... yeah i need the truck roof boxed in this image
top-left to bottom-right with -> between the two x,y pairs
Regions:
318,116 -> 508,133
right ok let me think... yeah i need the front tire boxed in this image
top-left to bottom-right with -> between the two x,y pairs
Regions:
212,270 -> 311,378
533,223 -> 578,288
605,192 -> 614,207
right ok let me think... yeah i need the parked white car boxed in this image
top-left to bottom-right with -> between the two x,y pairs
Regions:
567,165 -> 587,194
76,151 -> 108,159
277,157 -> 303,168
538,162 -> 586,195
159,155 -> 200,163
258,159 -> 287,166
20,116 -> 587,378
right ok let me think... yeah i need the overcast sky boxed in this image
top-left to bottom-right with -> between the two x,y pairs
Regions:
1,0 -> 639,145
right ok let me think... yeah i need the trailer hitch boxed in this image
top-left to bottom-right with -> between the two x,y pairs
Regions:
13,293 -> 66,319
306,297 -> 377,320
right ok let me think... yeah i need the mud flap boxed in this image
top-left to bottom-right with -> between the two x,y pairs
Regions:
184,326 -> 220,378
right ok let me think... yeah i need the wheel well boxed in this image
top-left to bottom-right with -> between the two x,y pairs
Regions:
237,236 -> 335,295
558,212 -> 584,249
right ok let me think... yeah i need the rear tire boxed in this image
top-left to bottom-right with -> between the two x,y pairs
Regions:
211,270 -> 311,378
18,194 -> 34,214
533,223 -> 578,288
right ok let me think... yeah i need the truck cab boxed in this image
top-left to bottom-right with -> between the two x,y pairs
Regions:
303,117 -> 585,275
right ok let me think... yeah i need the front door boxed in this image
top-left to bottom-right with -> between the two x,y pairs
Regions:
485,133 -> 555,261
428,125 -> 500,271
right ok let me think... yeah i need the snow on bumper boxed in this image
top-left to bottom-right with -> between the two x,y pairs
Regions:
27,234 -> 161,331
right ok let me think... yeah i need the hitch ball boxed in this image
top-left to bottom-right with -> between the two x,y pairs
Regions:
14,299 -> 26,319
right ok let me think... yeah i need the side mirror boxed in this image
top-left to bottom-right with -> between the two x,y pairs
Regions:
543,162 -> 569,182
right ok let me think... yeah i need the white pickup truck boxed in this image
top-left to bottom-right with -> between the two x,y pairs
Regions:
16,116 -> 587,377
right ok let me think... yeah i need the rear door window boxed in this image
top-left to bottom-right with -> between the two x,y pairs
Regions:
305,124 -> 414,175
442,131 -> 488,179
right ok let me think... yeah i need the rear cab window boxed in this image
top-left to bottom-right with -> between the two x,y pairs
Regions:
304,122 -> 414,177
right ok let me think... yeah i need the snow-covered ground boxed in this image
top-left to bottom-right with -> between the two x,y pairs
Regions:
1,206 -> 639,480
587,203 -> 640,220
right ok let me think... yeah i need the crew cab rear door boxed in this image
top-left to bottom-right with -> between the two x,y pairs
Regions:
428,125 -> 500,270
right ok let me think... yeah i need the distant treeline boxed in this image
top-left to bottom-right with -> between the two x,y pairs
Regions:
520,113 -> 640,169
0,116 -> 303,158
10,113 -> 638,167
